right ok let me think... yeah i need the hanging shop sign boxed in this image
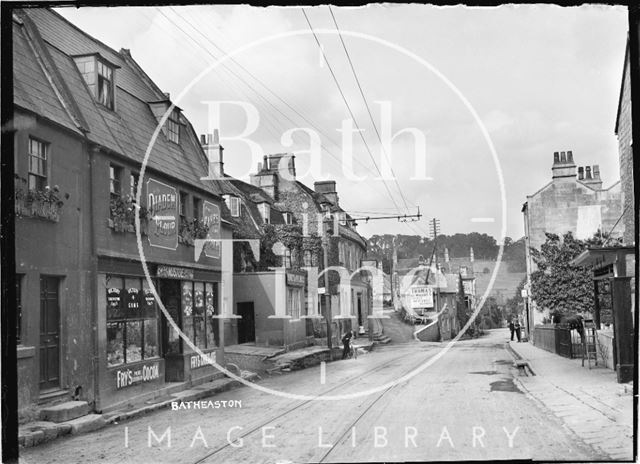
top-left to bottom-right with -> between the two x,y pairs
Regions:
157,265 -> 194,280
147,178 -> 178,250
203,201 -> 221,259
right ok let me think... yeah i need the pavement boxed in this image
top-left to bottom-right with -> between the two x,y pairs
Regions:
507,335 -> 634,461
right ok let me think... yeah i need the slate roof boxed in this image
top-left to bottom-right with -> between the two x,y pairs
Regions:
14,8 -> 222,202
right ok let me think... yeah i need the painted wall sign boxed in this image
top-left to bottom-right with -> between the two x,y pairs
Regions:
115,361 -> 160,389
190,351 -> 216,370
126,288 -> 140,311
147,178 -> 178,250
410,285 -> 434,309
286,272 -> 305,287
203,201 -> 221,259
157,265 -> 194,280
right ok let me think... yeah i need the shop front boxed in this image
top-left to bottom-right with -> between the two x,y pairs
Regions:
97,259 -> 224,412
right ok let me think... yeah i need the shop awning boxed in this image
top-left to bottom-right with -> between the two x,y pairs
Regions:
571,246 -> 635,277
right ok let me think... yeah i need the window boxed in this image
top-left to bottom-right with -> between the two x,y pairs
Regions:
193,197 -> 202,220
181,281 -> 219,349
28,138 -> 48,191
283,212 -> 293,225
259,203 -> 270,224
287,287 -> 302,319
167,110 -> 180,144
106,275 -> 159,367
16,275 -> 23,345
97,60 -> 114,109
130,172 -> 140,199
110,164 -> 123,200
179,191 -> 188,223
228,196 -> 240,217
283,247 -> 292,268
75,56 -> 116,110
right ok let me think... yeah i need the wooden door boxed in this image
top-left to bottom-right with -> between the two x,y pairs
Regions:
39,276 -> 60,390
236,302 -> 255,344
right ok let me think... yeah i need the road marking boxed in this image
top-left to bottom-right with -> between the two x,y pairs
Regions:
470,217 -> 495,223
320,361 -> 326,384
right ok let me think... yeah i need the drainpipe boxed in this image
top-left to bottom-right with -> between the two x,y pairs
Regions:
88,144 -> 100,411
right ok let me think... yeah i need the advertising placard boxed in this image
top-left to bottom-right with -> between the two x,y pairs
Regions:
203,201 -> 221,259
146,178 -> 178,250
410,285 -> 434,309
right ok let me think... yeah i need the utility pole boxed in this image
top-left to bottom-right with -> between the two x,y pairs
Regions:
431,218 -> 441,310
322,226 -> 332,350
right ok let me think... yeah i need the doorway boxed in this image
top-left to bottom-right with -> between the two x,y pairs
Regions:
357,294 -> 363,326
39,276 -> 60,391
158,279 -> 182,356
236,302 -> 255,344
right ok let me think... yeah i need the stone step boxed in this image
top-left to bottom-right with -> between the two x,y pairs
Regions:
40,401 -> 90,423
66,414 -> 107,435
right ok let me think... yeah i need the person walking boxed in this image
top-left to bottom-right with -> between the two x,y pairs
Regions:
508,319 -> 515,341
341,330 -> 353,360
514,319 -> 522,342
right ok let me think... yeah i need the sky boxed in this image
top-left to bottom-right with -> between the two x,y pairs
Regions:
54,4 -> 629,242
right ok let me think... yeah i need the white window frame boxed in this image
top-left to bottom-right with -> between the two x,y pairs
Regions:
229,196 -> 240,217
259,203 -> 270,224
28,137 -> 48,191
166,110 -> 180,144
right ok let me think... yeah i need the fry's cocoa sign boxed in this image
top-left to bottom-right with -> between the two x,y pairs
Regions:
115,361 -> 160,389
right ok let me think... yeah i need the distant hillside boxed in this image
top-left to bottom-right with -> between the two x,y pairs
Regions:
472,260 -> 526,306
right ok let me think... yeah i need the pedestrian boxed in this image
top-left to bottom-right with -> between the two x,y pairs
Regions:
341,330 -> 353,360
514,319 -> 522,342
508,319 -> 515,341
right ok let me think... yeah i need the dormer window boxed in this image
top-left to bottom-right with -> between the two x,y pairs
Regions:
283,212 -> 293,225
223,195 -> 240,217
167,109 -> 180,144
74,54 -> 118,110
259,203 -> 270,224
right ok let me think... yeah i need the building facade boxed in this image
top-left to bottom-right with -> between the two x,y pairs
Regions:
13,8 -> 234,415
521,150 -> 624,326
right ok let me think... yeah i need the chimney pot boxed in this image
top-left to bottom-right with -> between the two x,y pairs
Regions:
567,150 -> 574,164
578,166 -> 584,180
553,152 -> 560,164
560,151 -> 566,163
213,129 -> 219,145
593,165 -> 600,179
585,166 -> 592,179
200,134 -> 206,145
163,92 -> 170,100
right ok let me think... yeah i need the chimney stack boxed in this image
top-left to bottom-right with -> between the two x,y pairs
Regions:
551,149 -> 577,181
201,129 -> 224,177
582,164 -> 603,190
593,165 -> 600,180
578,166 -> 584,180
314,180 -> 339,207
585,166 -> 592,179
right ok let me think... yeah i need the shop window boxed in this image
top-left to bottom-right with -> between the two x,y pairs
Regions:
287,287 -> 302,319
181,280 -> 219,350
28,137 -> 48,191
106,275 -> 159,367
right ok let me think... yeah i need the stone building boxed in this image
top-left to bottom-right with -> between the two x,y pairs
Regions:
12,8 -> 234,416
521,150 -> 624,326
250,154 -> 372,344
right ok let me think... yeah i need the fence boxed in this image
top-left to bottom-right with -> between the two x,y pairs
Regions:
532,325 -> 573,358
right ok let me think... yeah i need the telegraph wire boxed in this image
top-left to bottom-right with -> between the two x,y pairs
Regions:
328,6 -> 413,212
301,8 -> 404,213
157,7 -> 387,184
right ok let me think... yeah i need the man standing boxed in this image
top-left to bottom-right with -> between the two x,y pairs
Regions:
514,319 -> 522,342
508,319 -> 515,341
341,330 -> 353,359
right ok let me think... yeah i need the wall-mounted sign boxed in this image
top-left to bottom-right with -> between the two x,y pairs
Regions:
106,287 -> 123,319
410,285 -> 434,309
126,288 -> 140,311
147,178 -> 178,250
190,351 -> 216,370
203,201 -> 221,259
286,272 -> 305,287
462,279 -> 475,295
157,265 -> 194,280
115,361 -> 161,389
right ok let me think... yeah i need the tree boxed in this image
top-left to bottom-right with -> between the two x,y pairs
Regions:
529,232 -> 595,317
505,277 -> 526,320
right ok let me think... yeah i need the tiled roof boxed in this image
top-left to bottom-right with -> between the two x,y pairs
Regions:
16,8 -> 222,200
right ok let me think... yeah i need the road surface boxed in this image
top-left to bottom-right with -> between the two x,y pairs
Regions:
20,329 -> 609,463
